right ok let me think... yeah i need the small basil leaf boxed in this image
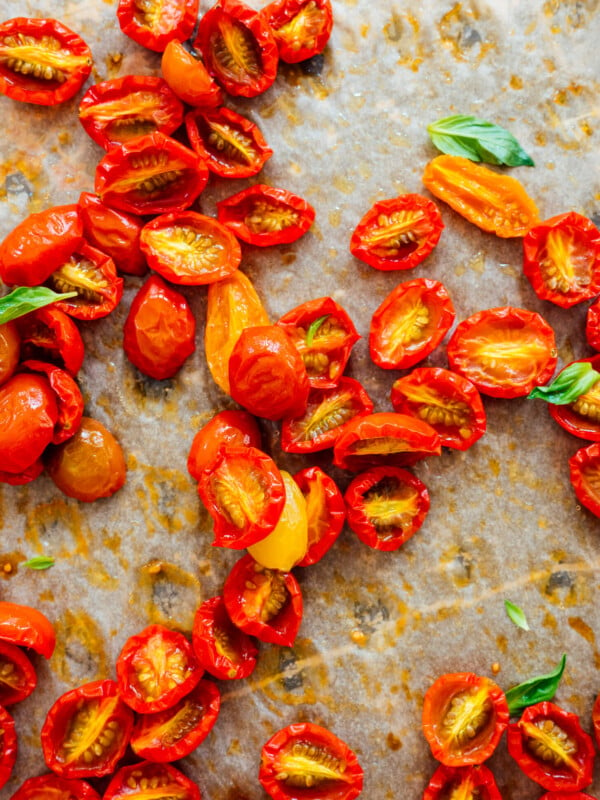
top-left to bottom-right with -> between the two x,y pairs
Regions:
306,314 -> 330,347
505,654 -> 567,716
0,286 -> 77,325
527,362 -> 600,404
427,115 -> 535,167
505,600 -> 530,631
22,556 -> 55,570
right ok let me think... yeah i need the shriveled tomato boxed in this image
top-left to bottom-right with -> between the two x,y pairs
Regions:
140,211 -> 242,285
223,554 -> 303,647
507,701 -> 595,792
546,356 -> 600,441
447,306 -> 557,398
130,679 -> 220,763
161,39 -> 223,107
0,705 -> 16,790
0,601 -> 55,658
422,154 -> 540,237
44,416 -> 127,502
261,0 -> 334,63
277,297 -> 360,389
294,466 -> 346,567
104,761 -> 201,800
95,132 -> 209,216
0,17 -> 92,105
123,275 -> 196,381
10,774 -> 102,800
0,640 -> 37,705
41,679 -> 134,778
78,192 -> 147,277
116,624 -> 203,715
569,442 -> 600,518
198,445 -> 285,548
259,722 -> 363,800
117,0 -> 199,52
16,306 -> 84,375
0,458 -> 44,487
390,367 -> 486,451
351,194 -> 444,271
422,764 -> 502,800
185,106 -> 273,178
188,409 -> 261,481
0,321 -> 20,386
20,360 -> 83,445
194,0 -> 279,97
192,595 -> 258,680
586,298 -> 600,352
422,672 -> 509,766
217,185 -> 316,246
370,278 -> 455,370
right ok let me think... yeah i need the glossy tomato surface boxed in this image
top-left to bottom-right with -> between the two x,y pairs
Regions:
9,773 -> 102,800
192,595 -> 258,680
262,0 -> 334,63
422,763 -> 503,800
0,639 -> 37,705
0,601 -> 55,658
294,466 -> 346,567
161,39 -> 223,107
0,705 -> 17,790
116,0 -> 199,52
0,321 -> 20,386
20,360 -> 83,445
569,442 -> 600,517
16,306 -> 85,375
187,409 -> 262,481
103,761 -> 201,800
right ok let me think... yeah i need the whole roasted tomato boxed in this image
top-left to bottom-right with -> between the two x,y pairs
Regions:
161,39 -> 223,107
187,409 -> 262,481
569,442 -> 600,518
103,761 -> 201,800
0,601 -> 55,658
422,764 -> 503,800
192,595 -> 258,680
16,306 -> 84,375
0,705 -> 17,790
116,0 -> 199,52
0,321 -> 20,386
10,774 -> 102,800
261,0 -> 334,63
0,640 -> 37,705
20,360 -> 83,445
78,192 -> 147,277
294,466 -> 346,567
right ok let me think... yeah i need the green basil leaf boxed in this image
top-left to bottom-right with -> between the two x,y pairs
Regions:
0,286 -> 78,326
505,654 -> 567,716
306,314 -> 330,347
504,600 -> 530,631
527,362 -> 600,404
427,115 -> 535,167
22,556 -> 55,570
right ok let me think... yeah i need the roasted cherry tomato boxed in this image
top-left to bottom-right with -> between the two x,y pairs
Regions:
79,75 -> 184,151
281,377 -> 374,453
259,722 -> 363,800
130,679 -> 221,763
369,277 -> 455,370
507,701 -> 595,792
538,794 -> 598,800
422,154 -> 540,237
447,306 -> 557,398
41,679 -> 134,778
185,106 -> 273,178
192,595 -> 258,680
522,212 -> 600,307
0,204 -> 84,287
0,601 -> 55,658
277,297 -> 360,389
116,624 -> 203,715
422,763 -> 503,800
95,132 -> 209,216
261,0 -> 334,63
547,356 -> 600,441
351,194 -> 444,271
0,457 -> 44,487
217,185 -> 315,246
569,442 -> 600,518
422,672 -> 509,766
117,0 -> 199,52
390,367 -> 486,451
223,555 -> 303,647
586,298 -> 600,352
229,324 -> 310,420
344,465 -> 430,551
0,639 -> 37,705
161,39 -> 223,107
123,275 -> 196,381
20,360 -> 83,445
0,705 -> 16,790
0,17 -> 92,106
198,445 -> 285,548
333,411 -> 441,471
16,306 -> 84,375
194,0 -> 279,97
0,321 -> 20,386
187,409 -> 262,481
44,416 -> 127,502
78,192 -> 147,277
10,773 -> 102,800
103,761 -> 201,800
294,466 -> 346,567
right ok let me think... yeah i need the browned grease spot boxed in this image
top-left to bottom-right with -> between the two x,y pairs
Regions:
248,638 -> 331,708
568,616 -> 595,645
137,560 -> 201,632
386,732 -> 402,751
0,152 -> 46,208
25,499 -> 91,558
0,551 -> 25,579
383,9 -> 424,71
135,465 -> 200,536
437,2 -> 496,63
53,609 -> 108,684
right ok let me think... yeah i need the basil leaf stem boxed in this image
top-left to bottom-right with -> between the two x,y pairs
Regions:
22,556 -> 55,570
505,654 -> 567,716
0,286 -> 78,326
505,600 -> 530,631
427,115 -> 535,167
306,314 -> 329,347
527,362 -> 600,404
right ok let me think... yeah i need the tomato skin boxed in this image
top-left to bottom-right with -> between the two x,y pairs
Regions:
422,764 -> 503,800
547,356 -> 600,441
0,601 -> 55,658
0,639 -> 37,705
538,794 -> 598,800
293,466 -> 346,567
569,442 -> 600,517
16,306 -> 84,375
261,0 -> 334,63
117,0 -> 199,52
20,360 -> 83,445
0,17 -> 92,106
0,458 -> 44,487
123,275 -> 196,381
259,722 -> 363,800
593,691 -> 600,750
103,761 -> 201,800
9,773 -> 102,800
586,298 -> 600,352
187,409 -> 262,481
0,705 -> 17,790
192,595 -> 258,680
161,40 -> 223,108
507,701 -> 595,792
0,321 -> 20,386
78,192 -> 147,277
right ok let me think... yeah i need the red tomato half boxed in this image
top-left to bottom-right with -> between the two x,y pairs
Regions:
294,466 -> 346,567
0,640 -> 37,705
0,17 -> 92,105
192,595 -> 258,680
20,360 -> 83,445
569,442 -> 600,518
187,409 -> 262,481
0,321 -> 20,387
10,774 -> 102,800
0,373 -> 58,474
78,192 -> 147,277
547,356 -> 600,441
103,761 -> 201,800
262,0 -> 334,63
259,722 -> 363,800
16,306 -> 84,376
422,764 -> 503,800
0,601 -> 55,658
161,39 -> 223,108
0,706 -> 17,790
117,0 -> 199,52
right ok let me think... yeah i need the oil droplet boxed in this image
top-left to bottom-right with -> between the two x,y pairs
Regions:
0,552 -> 24,579
510,74 -> 523,89
386,732 -> 402,751
351,629 -> 368,646
491,662 -> 501,675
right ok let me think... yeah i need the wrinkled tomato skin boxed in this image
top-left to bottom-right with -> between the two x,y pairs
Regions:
161,40 -> 223,107
259,722 -> 363,800
10,773 -> 102,800
103,761 -> 201,800
123,275 -> 196,381
117,0 -> 199,52
569,442 -> 600,518
78,192 -> 147,276
187,409 -> 262,481
16,306 -> 85,375
586,298 -> 600,352
192,595 -> 258,680
548,356 -> 600,441
0,458 -> 44,487
262,0 -> 334,63
593,692 -> 600,751
422,764 -> 503,800
0,17 -> 92,106
0,321 -> 20,386
0,705 -> 17,790
0,639 -> 37,705
293,466 -> 346,567
0,601 -> 55,658
20,360 -> 84,445
539,795 -> 598,800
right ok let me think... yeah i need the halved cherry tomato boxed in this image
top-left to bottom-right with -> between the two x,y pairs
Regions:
277,297 -> 360,389
103,761 -> 201,800
0,639 -> 37,705
344,465 -> 430,551
0,706 -> 16,790
44,416 -> 127,502
447,306 -> 557,398
194,0 -> 279,97
185,106 -> 273,178
78,75 -> 184,151
0,17 -> 92,106
123,275 -> 196,380
116,0 -> 199,52
259,722 -> 363,800
161,39 -> 223,108
261,0 -> 334,63
369,277 -> 455,369
294,466 -> 346,567
390,367 -> 486,451
350,194 -> 444,271
16,306 -> 84,375
507,701 -> 595,792
569,442 -> 600,518
547,356 -> 600,441
41,679 -> 134,778
422,672 -> 509,766
422,154 -> 540,237
10,774 -> 102,800
522,212 -> 600,308
130,679 -> 221,763
217,185 -> 316,246
0,321 -> 20,386
116,624 -> 203,715
586,298 -> 600,352
198,445 -> 285,548
78,192 -> 147,277
0,601 -> 55,658
422,764 -> 503,800
187,409 -> 262,481
192,595 -> 258,680
95,132 -> 209,216
223,554 -> 303,647
333,411 -> 441,471
19,360 -> 83,445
